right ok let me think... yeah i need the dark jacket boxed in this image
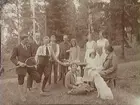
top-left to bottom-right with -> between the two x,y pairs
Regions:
30,42 -> 41,57
59,41 -> 71,60
10,44 -> 32,75
102,52 -> 118,78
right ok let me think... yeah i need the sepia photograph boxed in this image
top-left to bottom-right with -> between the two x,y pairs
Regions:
0,0 -> 140,105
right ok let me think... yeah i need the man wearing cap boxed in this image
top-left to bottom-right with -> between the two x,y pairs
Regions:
59,35 -> 71,85
35,36 -> 51,95
49,35 -> 60,84
10,35 -> 40,102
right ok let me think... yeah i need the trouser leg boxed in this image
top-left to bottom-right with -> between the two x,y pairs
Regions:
18,75 -> 26,102
27,67 -> 40,87
54,62 -> 58,84
27,75 -> 33,89
62,66 -> 67,85
58,63 -> 63,81
42,64 -> 51,91
35,64 -> 45,93
49,61 -> 53,84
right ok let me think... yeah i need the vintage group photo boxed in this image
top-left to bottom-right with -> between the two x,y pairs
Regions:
0,0 -> 140,105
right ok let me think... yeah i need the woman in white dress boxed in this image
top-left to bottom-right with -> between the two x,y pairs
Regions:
97,31 -> 109,61
84,34 -> 97,63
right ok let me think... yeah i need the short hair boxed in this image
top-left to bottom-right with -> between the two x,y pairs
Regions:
70,62 -> 78,68
51,35 -> 56,39
20,35 -> 28,41
43,36 -> 49,40
105,45 -> 114,52
70,38 -> 77,47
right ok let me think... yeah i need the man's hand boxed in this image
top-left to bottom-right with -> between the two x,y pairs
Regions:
17,61 -> 26,67
72,85 -> 78,89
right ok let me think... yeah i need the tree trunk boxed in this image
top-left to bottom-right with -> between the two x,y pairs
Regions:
121,0 -> 125,59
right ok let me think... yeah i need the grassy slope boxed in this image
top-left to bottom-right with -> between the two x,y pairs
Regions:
1,45 -> 140,105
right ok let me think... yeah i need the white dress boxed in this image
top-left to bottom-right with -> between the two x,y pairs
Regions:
85,40 -> 97,62
97,38 -> 109,60
83,53 -> 105,82
83,57 -> 97,82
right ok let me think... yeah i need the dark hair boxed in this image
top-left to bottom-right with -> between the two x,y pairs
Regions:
51,35 -> 56,39
89,51 -> 96,57
105,45 -> 114,52
20,35 -> 28,41
70,63 -> 78,68
70,38 -> 77,47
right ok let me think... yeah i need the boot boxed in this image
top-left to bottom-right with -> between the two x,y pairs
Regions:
18,85 -> 26,102
36,83 -> 45,95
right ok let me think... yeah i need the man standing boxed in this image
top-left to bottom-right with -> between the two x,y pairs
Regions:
35,36 -> 51,94
59,35 -> 71,85
27,33 -> 41,91
49,35 -> 60,84
10,35 -> 40,101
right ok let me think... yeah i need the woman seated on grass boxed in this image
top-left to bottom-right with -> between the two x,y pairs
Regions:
65,62 -> 93,94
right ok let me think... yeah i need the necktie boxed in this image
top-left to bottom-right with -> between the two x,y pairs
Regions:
46,46 -> 49,56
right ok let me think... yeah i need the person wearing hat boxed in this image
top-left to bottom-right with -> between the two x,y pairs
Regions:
49,35 -> 60,84
10,35 -> 40,102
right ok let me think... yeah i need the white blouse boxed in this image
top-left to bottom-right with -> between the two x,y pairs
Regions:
97,38 -> 109,53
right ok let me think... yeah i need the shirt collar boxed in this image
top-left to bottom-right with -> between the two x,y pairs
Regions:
21,42 -> 26,47
35,40 -> 40,45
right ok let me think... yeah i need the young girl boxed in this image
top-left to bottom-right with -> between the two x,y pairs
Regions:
67,39 -> 80,62
83,51 -> 97,82
84,34 -> 97,63
83,50 -> 104,82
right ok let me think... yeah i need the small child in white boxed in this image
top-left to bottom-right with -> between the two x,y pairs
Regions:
83,51 -> 97,82
91,71 -> 114,100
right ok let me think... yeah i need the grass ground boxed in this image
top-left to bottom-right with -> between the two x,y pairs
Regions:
0,45 -> 140,105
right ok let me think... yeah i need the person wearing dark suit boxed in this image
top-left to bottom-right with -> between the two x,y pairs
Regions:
99,45 -> 118,80
49,35 -> 60,84
35,36 -> 51,95
59,35 -> 71,85
10,35 -> 40,102
27,33 -> 42,90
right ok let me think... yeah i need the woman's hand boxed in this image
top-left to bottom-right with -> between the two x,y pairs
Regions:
99,71 -> 106,76
72,85 -> 78,89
